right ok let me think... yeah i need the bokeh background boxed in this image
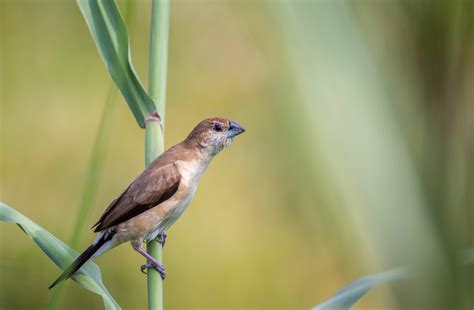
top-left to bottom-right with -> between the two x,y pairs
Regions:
1,0 -> 473,309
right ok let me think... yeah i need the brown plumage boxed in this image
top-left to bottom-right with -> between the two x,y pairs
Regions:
49,117 -> 245,289
92,163 -> 181,232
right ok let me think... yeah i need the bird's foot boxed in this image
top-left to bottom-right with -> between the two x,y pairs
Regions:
133,243 -> 166,279
156,232 -> 167,247
140,261 -> 166,279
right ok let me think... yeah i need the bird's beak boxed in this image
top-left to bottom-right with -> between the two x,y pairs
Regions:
228,120 -> 245,138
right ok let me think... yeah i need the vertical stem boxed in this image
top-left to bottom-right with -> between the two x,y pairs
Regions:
146,1 -> 169,310
148,0 -> 169,129
46,85 -> 117,310
145,121 -> 164,310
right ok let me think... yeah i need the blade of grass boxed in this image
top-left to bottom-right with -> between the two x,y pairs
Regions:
313,268 -> 408,310
76,0 -> 155,127
47,3 -> 136,308
75,0 -> 169,307
0,202 -> 120,310
272,0 -> 446,300
46,85 -> 118,310
69,85 -> 119,249
145,1 -> 169,309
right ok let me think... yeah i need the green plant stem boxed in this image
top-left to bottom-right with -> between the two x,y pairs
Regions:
47,84 -> 118,310
47,3 -> 135,309
146,1 -> 169,310
70,86 -> 118,248
148,0 -> 169,129
145,121 -> 164,309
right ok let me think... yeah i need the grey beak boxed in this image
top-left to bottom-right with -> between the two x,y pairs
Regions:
228,120 -> 245,138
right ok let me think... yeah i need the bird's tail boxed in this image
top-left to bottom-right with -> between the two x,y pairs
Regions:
49,231 -> 115,289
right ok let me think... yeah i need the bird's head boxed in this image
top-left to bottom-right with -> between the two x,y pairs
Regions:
185,117 -> 245,155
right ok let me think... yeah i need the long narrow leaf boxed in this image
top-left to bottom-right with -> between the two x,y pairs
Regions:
76,0 -> 155,127
46,86 -> 118,310
0,202 -> 120,310
313,268 -> 408,310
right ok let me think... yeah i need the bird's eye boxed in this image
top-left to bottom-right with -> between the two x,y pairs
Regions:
213,123 -> 223,132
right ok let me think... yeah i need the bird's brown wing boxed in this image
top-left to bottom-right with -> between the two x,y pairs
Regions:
93,163 -> 181,232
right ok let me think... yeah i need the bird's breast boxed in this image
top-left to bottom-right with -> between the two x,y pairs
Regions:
116,184 -> 197,243
115,157 -> 210,243
176,157 -> 210,186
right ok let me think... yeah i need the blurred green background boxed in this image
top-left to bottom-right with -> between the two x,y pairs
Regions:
1,0 -> 473,309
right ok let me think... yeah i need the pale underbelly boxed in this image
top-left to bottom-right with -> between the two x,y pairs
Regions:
114,185 -> 196,243
144,195 -> 192,241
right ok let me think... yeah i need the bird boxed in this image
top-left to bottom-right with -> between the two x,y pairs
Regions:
49,117 -> 245,289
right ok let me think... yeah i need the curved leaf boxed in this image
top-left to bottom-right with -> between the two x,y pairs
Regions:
0,202 -> 120,310
76,0 -> 156,128
313,268 -> 408,310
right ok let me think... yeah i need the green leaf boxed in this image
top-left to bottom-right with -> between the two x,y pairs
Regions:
76,0 -> 156,128
47,87 -> 119,310
0,202 -> 120,310
313,268 -> 407,310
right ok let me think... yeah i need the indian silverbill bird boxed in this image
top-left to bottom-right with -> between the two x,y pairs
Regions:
49,117 -> 245,289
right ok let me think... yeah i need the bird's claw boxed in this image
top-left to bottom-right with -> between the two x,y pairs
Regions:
156,232 -> 167,247
140,262 -> 166,279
